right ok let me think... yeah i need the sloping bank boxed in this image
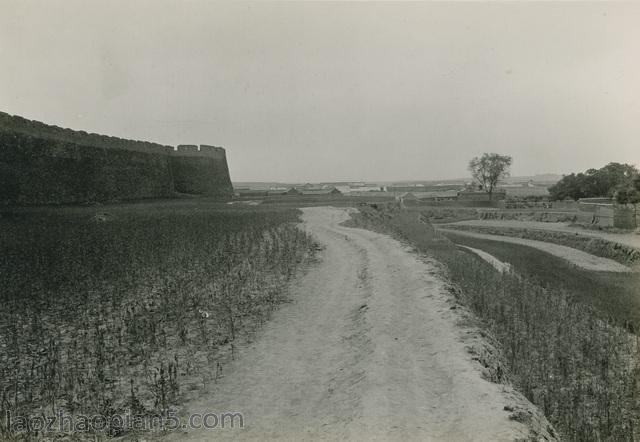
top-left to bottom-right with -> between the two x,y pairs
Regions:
455,244 -> 512,273
438,228 -> 631,273
438,228 -> 640,333
345,203 -> 640,441
442,222 -> 640,268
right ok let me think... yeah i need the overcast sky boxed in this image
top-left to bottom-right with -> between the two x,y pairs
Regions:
1,1 -> 639,182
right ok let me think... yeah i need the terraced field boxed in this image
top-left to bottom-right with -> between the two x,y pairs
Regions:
437,218 -> 640,330
439,227 -> 631,272
446,219 -> 640,260
440,229 -> 640,331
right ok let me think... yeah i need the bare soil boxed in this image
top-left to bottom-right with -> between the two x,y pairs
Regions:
164,207 -> 550,441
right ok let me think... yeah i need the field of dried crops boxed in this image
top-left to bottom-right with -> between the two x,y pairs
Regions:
0,203 -> 316,439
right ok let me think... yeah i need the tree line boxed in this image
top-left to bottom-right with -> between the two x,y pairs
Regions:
548,162 -> 640,203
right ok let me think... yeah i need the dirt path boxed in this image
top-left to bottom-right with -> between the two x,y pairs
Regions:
165,207 -> 541,441
439,228 -> 631,273
445,220 -> 640,251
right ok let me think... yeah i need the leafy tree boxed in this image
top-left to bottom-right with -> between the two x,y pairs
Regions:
468,153 -> 513,200
594,163 -> 637,195
614,172 -> 640,204
549,162 -> 638,201
614,187 -> 639,204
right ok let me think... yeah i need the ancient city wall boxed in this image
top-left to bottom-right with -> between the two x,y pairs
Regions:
0,130 -> 175,205
0,111 -> 174,155
0,112 -> 232,205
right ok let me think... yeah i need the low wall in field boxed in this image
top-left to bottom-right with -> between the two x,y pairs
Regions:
550,200 -> 579,211
613,205 -> 637,229
478,210 -> 579,223
420,199 -> 502,208
574,200 -> 637,229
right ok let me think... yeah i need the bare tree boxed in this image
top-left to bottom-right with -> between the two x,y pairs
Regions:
468,153 -> 513,200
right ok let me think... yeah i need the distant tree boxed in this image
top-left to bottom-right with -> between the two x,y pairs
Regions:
549,162 -> 638,201
594,163 -> 637,195
614,171 -> 640,204
614,187 -> 639,205
468,153 -> 513,200
548,173 -> 579,200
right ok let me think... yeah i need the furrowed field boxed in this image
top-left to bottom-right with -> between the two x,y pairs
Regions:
0,202 -> 316,439
348,203 -> 640,441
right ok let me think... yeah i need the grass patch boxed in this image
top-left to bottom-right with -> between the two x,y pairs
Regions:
0,202 -> 316,439
349,203 -> 640,441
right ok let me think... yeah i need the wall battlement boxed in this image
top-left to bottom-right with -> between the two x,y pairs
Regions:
198,144 -> 226,159
0,111 -> 175,156
0,111 -> 227,159
175,144 -> 199,154
173,144 -> 226,159
0,111 -> 233,205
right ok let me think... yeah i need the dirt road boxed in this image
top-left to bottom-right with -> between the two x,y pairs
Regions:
166,207 -> 539,441
439,227 -> 631,273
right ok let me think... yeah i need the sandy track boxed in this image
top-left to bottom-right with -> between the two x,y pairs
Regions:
439,228 -> 631,273
165,207 -> 536,441
445,220 -> 640,251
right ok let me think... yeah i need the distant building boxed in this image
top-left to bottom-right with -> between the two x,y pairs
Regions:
498,182 -> 527,188
334,185 -> 352,194
236,187 -> 302,198
348,184 -> 383,193
386,185 -> 428,193
283,187 -> 302,196
299,187 -> 342,196
395,192 -> 418,203
414,190 -> 458,201
236,189 -> 269,198
386,184 -> 463,194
